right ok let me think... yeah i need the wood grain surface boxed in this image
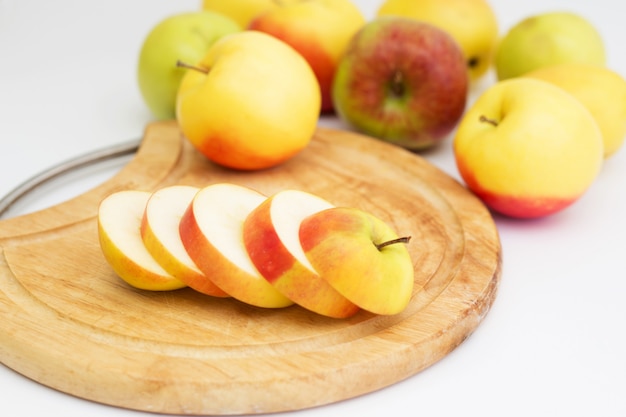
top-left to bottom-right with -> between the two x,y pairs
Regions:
0,121 -> 502,415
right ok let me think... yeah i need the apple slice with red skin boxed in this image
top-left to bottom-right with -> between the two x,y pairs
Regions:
98,190 -> 187,291
140,185 -> 229,297
179,183 -> 293,309
244,189 -> 360,318
299,206 -> 414,315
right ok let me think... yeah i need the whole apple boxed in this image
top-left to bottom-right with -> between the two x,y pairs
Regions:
494,11 -> 606,80
137,11 -> 240,120
332,16 -> 469,150
523,63 -> 626,159
453,78 -> 604,219
176,31 -> 321,170
248,0 -> 365,113
377,0 -> 499,82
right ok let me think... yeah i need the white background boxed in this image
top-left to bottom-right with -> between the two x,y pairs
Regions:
1,0 -> 625,416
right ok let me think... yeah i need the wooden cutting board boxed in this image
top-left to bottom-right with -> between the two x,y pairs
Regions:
0,121 -> 501,415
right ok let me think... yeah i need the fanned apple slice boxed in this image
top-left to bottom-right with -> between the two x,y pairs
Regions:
244,190 -> 360,318
179,183 -> 293,309
141,185 -> 229,297
98,190 -> 187,291
299,207 -> 414,315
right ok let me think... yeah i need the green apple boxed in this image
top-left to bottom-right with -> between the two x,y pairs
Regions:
98,190 -> 187,291
377,0 -> 499,82
140,185 -> 229,297
453,78 -> 604,219
248,0 -> 366,113
332,16 -> 468,150
299,206 -> 414,316
494,11 -> 606,81
178,183 -> 293,309
137,11 -> 240,120
243,189 -> 360,318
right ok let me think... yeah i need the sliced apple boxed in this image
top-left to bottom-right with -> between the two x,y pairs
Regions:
97,190 -> 187,291
140,185 -> 229,297
299,206 -> 414,315
179,183 -> 293,309
244,189 -> 360,318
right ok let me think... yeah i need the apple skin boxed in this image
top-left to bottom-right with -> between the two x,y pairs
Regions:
201,0 -> 298,29
494,12 -> 606,81
243,190 -> 360,318
137,11 -> 241,120
453,78 -> 604,219
98,190 -> 187,291
248,0 -> 366,113
331,16 -> 469,151
140,185 -> 229,297
299,207 -> 414,316
179,183 -> 293,309
523,64 -> 626,159
176,31 -> 321,170
377,0 -> 499,82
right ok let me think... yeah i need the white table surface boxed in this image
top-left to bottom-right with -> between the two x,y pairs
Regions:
1,1 -> 625,416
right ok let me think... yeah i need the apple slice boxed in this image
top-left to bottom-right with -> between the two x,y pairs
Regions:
140,185 -> 229,297
244,189 -> 360,318
97,190 -> 187,291
179,183 -> 293,309
299,207 -> 414,315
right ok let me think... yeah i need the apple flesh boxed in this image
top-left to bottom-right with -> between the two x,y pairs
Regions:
299,207 -> 414,315
244,190 -> 360,318
179,183 -> 293,309
453,78 -> 604,219
248,0 -> 366,113
332,16 -> 468,151
137,11 -> 240,120
98,190 -> 187,291
140,185 -> 229,297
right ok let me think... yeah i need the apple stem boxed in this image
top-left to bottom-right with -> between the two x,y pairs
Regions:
389,70 -> 405,97
376,236 -> 411,251
176,60 -> 208,74
479,115 -> 499,127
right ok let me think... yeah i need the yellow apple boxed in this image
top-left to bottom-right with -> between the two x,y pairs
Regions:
299,207 -> 414,316
377,0 -> 498,81
494,11 -> 606,81
179,183 -> 293,309
140,185 -> 229,297
248,0 -> 366,113
523,63 -> 626,158
243,189 -> 360,318
137,11 -> 240,120
453,78 -> 604,219
97,190 -> 187,291
176,31 -> 321,170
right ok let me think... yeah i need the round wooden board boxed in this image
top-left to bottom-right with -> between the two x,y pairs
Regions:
0,121 -> 501,415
